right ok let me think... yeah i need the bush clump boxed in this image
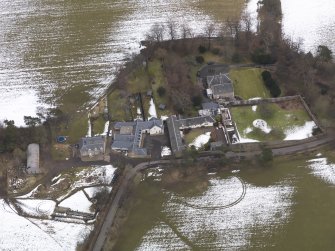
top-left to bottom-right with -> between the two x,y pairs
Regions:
195,55 -> 205,64
157,86 -> 166,97
198,45 -> 207,54
261,70 -> 281,97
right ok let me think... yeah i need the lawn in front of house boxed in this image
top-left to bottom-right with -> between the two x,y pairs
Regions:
229,67 -> 271,99
230,102 -> 312,142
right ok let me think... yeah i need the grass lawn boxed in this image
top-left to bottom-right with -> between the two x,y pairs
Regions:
148,60 -> 173,117
183,127 -> 212,145
51,143 -> 71,160
229,68 -> 271,99
91,115 -> 106,135
55,112 -> 88,145
108,89 -> 132,122
230,102 -> 312,142
128,67 -> 150,94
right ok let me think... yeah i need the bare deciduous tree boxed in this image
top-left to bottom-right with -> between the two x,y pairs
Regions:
146,23 -> 165,43
167,20 -> 177,41
204,22 -> 216,49
180,23 -> 192,40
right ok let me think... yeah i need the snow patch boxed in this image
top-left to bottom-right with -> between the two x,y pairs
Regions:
161,146 -> 172,157
84,186 -> 112,199
284,121 -> 316,140
189,132 -> 211,149
253,119 -> 271,133
52,174 -> 62,182
307,157 -> 335,185
148,98 -> 157,119
243,127 -> 253,134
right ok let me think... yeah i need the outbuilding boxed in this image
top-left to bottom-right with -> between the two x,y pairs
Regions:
27,143 -> 40,174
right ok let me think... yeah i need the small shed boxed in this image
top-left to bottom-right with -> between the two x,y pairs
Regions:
158,104 -> 166,110
27,144 -> 40,174
147,90 -> 153,97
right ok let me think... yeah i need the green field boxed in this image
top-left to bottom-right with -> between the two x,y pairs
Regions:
195,0 -> 245,21
230,102 -> 312,141
230,68 -> 270,99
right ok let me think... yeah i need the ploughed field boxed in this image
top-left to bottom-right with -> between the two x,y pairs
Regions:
0,0 -> 246,126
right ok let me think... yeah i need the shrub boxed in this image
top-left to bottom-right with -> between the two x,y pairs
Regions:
261,70 -> 272,82
269,84 -> 281,97
198,45 -> 207,54
195,55 -> 204,64
157,86 -> 166,97
211,48 -> 220,55
261,70 -> 281,97
231,52 -> 241,63
260,147 -> 273,163
191,95 -> 202,107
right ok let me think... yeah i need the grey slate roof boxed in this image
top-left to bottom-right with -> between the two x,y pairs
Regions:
166,115 -> 215,154
178,116 -> 215,128
202,102 -> 220,110
112,119 -> 164,156
198,64 -> 229,79
207,73 -> 231,87
166,115 -> 185,154
211,83 -> 234,96
79,136 -> 105,156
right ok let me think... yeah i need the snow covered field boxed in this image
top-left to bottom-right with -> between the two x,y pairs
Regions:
136,177 -> 294,250
16,199 -> 56,217
59,191 -> 92,213
0,199 -> 92,251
